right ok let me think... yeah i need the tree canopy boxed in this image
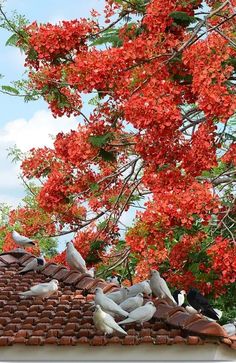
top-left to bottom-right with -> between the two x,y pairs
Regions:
0,0 -> 236,319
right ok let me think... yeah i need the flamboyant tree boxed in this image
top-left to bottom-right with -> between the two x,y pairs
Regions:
0,0 -> 236,315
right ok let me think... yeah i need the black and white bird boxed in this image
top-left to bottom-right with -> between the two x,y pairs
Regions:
66,241 -> 87,273
187,288 -> 221,321
19,254 -> 46,275
106,274 -> 122,286
12,230 -> 36,249
173,289 -> 198,314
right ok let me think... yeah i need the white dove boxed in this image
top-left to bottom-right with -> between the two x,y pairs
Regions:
119,292 -> 144,313
94,287 -> 128,318
66,241 -> 87,273
19,279 -> 59,299
19,255 -> 46,275
93,305 -> 127,336
127,281 -> 152,298
106,287 -> 129,304
12,230 -> 36,248
118,301 -> 156,325
150,270 -> 176,304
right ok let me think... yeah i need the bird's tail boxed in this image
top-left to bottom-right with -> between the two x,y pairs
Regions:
19,269 -> 33,275
28,241 -> 36,246
115,325 -> 127,335
202,307 -> 220,321
118,318 -> 133,325
118,309 -> 129,317
19,291 -> 31,298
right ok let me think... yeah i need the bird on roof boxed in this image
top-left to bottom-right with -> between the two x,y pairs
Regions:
106,273 -> 122,286
118,301 -> 156,326
187,288 -> 221,321
106,287 -> 129,304
93,305 -> 127,336
150,270 -> 176,304
173,289 -> 198,314
66,241 -> 87,274
127,280 -> 152,298
119,292 -> 144,313
19,254 -> 46,275
19,279 -> 59,299
12,230 -> 36,249
94,287 -> 129,318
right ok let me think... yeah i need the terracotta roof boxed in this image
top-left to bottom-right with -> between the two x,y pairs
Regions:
0,249 -> 235,349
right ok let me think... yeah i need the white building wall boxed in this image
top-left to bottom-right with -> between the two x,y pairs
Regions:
0,344 -> 235,361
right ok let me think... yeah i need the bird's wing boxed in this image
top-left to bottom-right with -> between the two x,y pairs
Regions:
104,313 -> 127,335
195,292 -> 213,311
19,258 -> 38,273
102,296 -> 128,317
120,297 -> 136,311
30,282 -> 51,294
67,248 -> 87,272
159,278 -> 176,302
129,305 -> 149,321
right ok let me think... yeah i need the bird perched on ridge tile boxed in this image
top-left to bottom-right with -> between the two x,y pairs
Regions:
19,254 -> 46,275
12,230 -> 36,249
187,288 -> 222,321
150,270 -> 176,304
66,241 -> 87,273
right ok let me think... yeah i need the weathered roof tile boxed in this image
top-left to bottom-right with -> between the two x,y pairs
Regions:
0,249 -> 234,350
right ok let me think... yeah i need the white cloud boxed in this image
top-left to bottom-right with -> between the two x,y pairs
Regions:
0,109 -> 78,151
0,109 -> 78,207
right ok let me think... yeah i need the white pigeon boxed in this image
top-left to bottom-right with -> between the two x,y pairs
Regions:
66,241 -> 87,273
223,323 -> 236,337
118,301 -> 156,325
88,267 -> 96,278
19,254 -> 46,275
119,292 -> 144,313
12,230 -> 36,248
106,287 -> 129,304
19,279 -> 59,299
93,305 -> 127,336
127,281 -> 152,298
150,270 -> 176,304
94,287 -> 128,318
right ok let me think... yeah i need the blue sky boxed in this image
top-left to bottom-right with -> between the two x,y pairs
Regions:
0,1 -> 106,249
0,0 -> 105,204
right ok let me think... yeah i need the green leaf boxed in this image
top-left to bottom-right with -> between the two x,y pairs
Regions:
169,11 -> 197,27
5,33 -> 19,47
90,182 -> 100,192
1,85 -> 19,95
89,132 -> 114,148
99,149 -> 116,162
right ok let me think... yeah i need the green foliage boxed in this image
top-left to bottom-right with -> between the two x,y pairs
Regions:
99,148 -> 116,162
91,28 -> 123,48
89,132 -> 114,148
169,11 -> 197,27
1,84 -> 19,94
